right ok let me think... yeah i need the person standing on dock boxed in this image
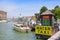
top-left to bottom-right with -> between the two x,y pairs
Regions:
54,20 -> 59,31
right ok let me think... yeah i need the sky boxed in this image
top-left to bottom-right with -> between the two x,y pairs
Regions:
0,0 -> 60,18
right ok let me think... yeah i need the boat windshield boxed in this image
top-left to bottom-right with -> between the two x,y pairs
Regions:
18,18 -> 23,24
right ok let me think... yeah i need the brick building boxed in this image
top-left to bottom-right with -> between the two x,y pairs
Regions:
0,10 -> 7,20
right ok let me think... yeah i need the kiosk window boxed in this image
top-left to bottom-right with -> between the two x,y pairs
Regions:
42,18 -> 50,26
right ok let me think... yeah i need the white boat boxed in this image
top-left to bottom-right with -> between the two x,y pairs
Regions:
0,20 -> 7,23
13,15 -> 31,32
13,24 -> 31,32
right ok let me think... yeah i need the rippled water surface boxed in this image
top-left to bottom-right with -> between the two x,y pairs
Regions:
0,22 -> 42,40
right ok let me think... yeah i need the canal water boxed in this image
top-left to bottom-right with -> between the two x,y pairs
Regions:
0,22 -> 41,40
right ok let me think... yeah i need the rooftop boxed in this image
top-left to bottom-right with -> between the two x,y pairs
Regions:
41,10 -> 54,15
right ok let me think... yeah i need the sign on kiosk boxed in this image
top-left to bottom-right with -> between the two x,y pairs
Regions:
35,25 -> 52,36
43,16 -> 49,18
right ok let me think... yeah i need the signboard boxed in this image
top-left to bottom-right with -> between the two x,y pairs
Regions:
35,25 -> 52,36
43,16 -> 49,18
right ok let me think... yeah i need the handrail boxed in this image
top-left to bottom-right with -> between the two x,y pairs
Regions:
48,31 -> 60,40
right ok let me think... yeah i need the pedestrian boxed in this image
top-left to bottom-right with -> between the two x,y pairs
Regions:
54,20 -> 59,31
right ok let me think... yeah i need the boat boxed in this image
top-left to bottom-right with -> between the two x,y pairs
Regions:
13,15 -> 31,32
0,20 -> 7,23
13,24 -> 31,33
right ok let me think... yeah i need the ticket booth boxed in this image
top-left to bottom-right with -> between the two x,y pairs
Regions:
35,10 -> 58,39
41,10 -> 55,26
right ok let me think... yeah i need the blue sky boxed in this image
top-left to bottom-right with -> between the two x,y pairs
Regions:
0,0 -> 60,18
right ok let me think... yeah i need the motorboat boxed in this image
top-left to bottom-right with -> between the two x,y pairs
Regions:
0,20 -> 7,23
13,15 -> 31,32
13,24 -> 31,33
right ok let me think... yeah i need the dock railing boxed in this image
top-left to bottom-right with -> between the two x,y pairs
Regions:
48,31 -> 60,40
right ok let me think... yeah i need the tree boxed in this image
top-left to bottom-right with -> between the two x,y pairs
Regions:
40,6 -> 48,14
54,5 -> 59,9
39,6 -> 48,20
35,5 -> 60,21
54,8 -> 60,19
35,6 -> 48,21
51,5 -> 60,20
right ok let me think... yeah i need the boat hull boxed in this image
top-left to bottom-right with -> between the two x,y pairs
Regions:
13,26 -> 31,33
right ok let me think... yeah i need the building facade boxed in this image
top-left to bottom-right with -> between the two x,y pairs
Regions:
0,10 -> 7,20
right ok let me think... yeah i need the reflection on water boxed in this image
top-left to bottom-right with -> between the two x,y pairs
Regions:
0,22 -> 42,40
